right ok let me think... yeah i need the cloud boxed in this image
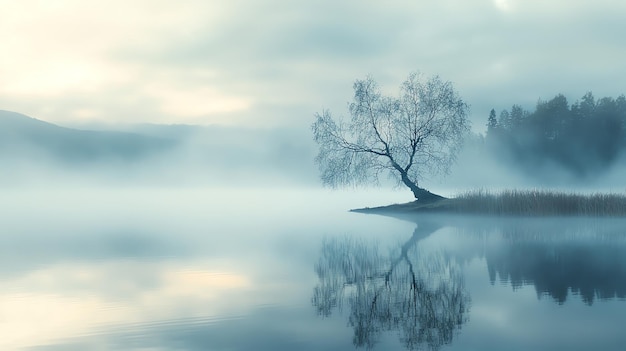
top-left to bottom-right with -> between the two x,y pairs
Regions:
2,0 -> 626,129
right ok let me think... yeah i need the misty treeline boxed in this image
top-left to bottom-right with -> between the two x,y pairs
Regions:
484,92 -> 626,177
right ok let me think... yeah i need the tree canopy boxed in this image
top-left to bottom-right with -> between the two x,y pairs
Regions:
312,72 -> 470,200
486,92 -> 626,177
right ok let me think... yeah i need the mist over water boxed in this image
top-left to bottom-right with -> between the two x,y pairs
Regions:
3,112 -> 626,350
2,108 -> 625,195
4,185 -> 626,350
4,0 -> 626,348
0,186 -> 409,350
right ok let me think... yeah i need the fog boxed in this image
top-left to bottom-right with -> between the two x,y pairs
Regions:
4,0 -> 626,348
3,110 -> 626,350
446,136 -> 626,194
0,110 -> 320,189
2,109 -> 625,198
4,182 -> 626,350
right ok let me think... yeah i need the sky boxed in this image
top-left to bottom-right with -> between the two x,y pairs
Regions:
1,0 -> 626,132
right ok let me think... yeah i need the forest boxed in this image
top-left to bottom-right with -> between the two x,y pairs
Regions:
484,92 -> 626,178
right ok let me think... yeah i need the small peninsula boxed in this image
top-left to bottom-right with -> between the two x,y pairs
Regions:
353,190 -> 626,217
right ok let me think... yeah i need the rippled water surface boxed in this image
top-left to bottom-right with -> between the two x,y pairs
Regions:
3,187 -> 626,350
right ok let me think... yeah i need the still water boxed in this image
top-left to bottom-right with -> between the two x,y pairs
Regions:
2,186 -> 626,350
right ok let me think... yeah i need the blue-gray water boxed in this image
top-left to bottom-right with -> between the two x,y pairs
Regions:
3,187 -> 626,350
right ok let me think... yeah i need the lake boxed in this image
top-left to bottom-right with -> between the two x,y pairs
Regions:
3,186 -> 626,350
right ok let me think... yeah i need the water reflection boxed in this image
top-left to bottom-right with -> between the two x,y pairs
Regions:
7,183 -> 626,350
480,218 -> 626,305
313,215 -> 626,350
312,222 -> 470,350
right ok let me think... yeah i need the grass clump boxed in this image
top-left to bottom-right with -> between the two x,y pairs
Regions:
453,189 -> 626,217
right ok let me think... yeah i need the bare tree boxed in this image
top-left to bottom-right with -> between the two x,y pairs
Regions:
312,72 -> 470,201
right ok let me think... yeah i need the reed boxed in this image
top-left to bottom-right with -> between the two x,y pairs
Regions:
453,189 -> 626,217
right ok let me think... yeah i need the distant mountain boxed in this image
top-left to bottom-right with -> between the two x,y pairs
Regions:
0,110 -> 318,185
0,110 -> 179,163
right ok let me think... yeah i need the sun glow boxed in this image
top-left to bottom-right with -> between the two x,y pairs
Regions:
493,0 -> 515,12
0,261 -> 252,350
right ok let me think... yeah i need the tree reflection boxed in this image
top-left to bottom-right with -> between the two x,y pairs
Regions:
312,222 -> 469,350
486,237 -> 626,305
455,217 -> 626,305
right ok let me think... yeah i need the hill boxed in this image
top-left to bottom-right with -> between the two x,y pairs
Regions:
0,110 -> 179,164
0,110 -> 319,185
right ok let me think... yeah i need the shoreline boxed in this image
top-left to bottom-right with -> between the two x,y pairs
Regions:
351,190 -> 626,217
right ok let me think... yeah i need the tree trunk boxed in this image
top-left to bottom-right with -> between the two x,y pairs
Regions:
400,172 -> 446,203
